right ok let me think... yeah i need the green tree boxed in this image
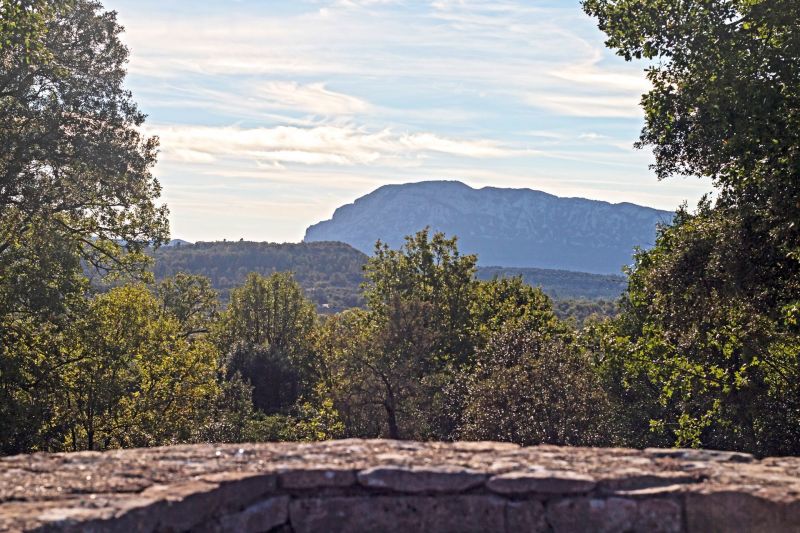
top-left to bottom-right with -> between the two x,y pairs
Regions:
157,273 -> 219,339
0,0 -> 169,454
584,0 -> 800,454
458,324 -> 610,446
315,300 -> 437,440
364,228 -> 477,366
62,285 -> 218,451
471,276 -> 565,342
221,272 -> 317,414
0,0 -> 169,272
0,0 -> 53,62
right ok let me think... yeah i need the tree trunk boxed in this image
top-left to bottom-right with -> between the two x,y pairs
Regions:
384,398 -> 400,440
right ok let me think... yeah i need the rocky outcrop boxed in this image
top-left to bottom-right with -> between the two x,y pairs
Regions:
1,440 -> 799,532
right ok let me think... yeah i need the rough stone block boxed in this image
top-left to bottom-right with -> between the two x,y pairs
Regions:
685,491 -> 800,533
547,497 -> 638,533
546,497 -> 681,533
505,500 -> 548,533
290,496 -> 425,532
636,499 -> 682,533
279,468 -> 356,489
487,470 -> 596,495
217,496 -> 289,533
598,471 -> 703,493
357,466 -> 487,493
645,448 -> 754,463
290,496 -> 505,533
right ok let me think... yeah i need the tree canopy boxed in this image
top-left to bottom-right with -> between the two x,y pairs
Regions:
584,0 -> 800,455
0,0 -> 168,275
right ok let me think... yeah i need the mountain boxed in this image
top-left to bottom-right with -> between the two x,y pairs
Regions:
163,238 -> 193,247
304,181 -> 673,274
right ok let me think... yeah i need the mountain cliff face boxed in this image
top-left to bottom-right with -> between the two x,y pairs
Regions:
304,181 -> 673,274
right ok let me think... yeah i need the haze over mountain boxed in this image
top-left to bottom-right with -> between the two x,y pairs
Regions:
304,181 -> 673,274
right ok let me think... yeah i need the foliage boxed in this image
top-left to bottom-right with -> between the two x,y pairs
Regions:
458,325 -> 611,446
220,272 -> 317,414
476,267 -> 626,300
553,298 -> 618,327
157,273 -> 219,338
605,207 -> 800,454
61,285 -> 219,451
0,0 -> 54,62
471,276 -> 566,342
314,230 -> 583,442
584,0 -> 800,455
7,0 -> 800,459
364,228 -> 478,367
0,0 -> 169,276
315,301 -> 439,440
0,222 -> 88,453
153,241 -> 366,312
0,0 -> 170,454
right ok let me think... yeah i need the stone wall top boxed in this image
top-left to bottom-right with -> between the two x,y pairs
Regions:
1,440 -> 799,532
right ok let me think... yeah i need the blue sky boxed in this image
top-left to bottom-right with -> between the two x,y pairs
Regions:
105,0 -> 712,242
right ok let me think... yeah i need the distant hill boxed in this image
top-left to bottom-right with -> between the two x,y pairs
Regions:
304,181 -> 673,274
152,241 -> 368,313
476,266 -> 626,300
151,241 -> 628,312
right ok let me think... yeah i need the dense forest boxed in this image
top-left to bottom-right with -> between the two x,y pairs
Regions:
1,0 -> 799,459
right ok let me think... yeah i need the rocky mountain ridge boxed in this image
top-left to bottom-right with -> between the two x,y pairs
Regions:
304,181 -> 673,274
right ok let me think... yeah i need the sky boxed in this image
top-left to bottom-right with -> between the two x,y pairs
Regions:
104,0 -> 713,243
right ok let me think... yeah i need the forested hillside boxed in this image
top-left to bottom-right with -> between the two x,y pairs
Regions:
152,241 -> 367,312
476,266 -> 625,300
152,241 -> 626,313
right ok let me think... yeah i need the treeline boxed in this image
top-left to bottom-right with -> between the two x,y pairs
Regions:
1,228 -> 622,453
476,267 -> 626,300
151,240 -> 626,316
152,241 -> 366,312
553,299 -> 618,326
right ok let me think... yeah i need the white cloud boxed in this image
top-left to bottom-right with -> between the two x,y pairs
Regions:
256,82 -> 370,115
525,94 -> 643,119
148,123 -> 525,167
101,0 -> 710,242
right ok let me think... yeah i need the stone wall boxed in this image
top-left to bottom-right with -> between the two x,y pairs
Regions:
1,440 -> 799,532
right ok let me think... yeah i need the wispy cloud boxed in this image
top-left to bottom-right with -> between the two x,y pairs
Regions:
148,123 -> 527,167
255,82 -> 371,115
104,0 -> 712,242
525,93 -> 643,118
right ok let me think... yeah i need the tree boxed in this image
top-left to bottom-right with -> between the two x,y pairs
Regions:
0,1 -> 53,63
221,272 -> 317,414
607,206 -> 800,454
458,324 -> 610,446
0,0 -> 168,276
315,299 -> 437,440
157,273 -> 219,339
363,228 -> 477,367
584,0 -> 800,454
61,284 -> 218,451
471,276 -> 566,343
0,0 -> 169,454
0,218 -> 88,454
